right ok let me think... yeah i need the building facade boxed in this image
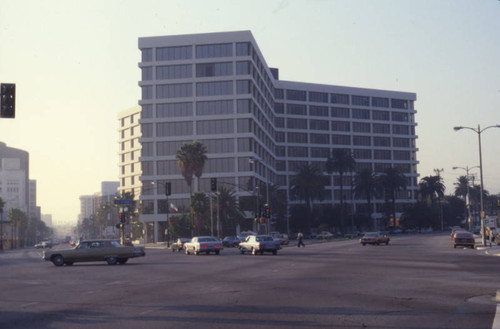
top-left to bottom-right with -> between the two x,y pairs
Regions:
131,31 -> 418,242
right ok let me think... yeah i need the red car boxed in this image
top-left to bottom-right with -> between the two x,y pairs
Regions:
452,232 -> 475,249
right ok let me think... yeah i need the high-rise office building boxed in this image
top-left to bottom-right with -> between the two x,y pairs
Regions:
131,31 -> 418,242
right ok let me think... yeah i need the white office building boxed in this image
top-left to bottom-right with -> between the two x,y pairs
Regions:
130,31 -> 418,242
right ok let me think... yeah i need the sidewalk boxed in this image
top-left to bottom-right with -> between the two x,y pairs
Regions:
474,236 -> 500,257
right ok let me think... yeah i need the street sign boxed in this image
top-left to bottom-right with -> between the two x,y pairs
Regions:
114,199 -> 133,205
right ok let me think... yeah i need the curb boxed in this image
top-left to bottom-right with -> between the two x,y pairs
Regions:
492,290 -> 500,329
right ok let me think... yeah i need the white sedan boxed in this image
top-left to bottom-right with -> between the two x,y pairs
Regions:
239,235 -> 281,255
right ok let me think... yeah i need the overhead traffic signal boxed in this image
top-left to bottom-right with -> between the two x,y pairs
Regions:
264,204 -> 270,218
119,212 -> 126,223
1,83 -> 16,118
210,178 -> 217,192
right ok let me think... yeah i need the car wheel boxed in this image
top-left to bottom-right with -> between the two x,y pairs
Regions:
453,244 -> 457,248
172,248 -> 176,252
52,255 -> 64,267
106,256 -> 118,265
185,248 -> 190,255
240,249 -> 245,254
385,242 -> 389,245
362,243 -> 366,246
194,250 -> 199,256
206,251 -> 210,255
118,258 -> 128,264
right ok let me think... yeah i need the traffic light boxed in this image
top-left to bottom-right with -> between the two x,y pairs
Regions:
165,182 -> 171,196
119,212 -> 126,223
1,83 -> 15,118
210,178 -> 217,192
264,204 -> 270,218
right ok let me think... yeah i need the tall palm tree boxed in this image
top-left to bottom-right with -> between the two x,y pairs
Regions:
354,168 -> 378,229
0,197 -> 5,250
378,167 -> 407,228
176,140 -> 208,194
191,140 -> 208,191
191,192 -> 209,234
454,175 -> 471,229
419,175 -> 445,230
290,164 -> 325,233
214,186 -> 242,236
326,148 -> 355,232
419,175 -> 445,205
454,176 -> 469,200
8,208 -> 27,248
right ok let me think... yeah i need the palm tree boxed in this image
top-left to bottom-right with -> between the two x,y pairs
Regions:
326,149 -> 355,232
191,191 -> 209,234
419,175 -> 445,231
419,175 -> 445,205
214,186 -> 243,236
8,208 -> 27,249
378,167 -> 407,228
191,140 -> 208,191
354,168 -> 378,229
290,164 -> 325,233
454,175 -> 471,229
0,197 -> 5,250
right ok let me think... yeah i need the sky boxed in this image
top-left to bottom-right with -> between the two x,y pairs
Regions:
0,0 -> 499,226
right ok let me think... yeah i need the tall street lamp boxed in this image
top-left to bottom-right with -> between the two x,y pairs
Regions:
453,165 -> 479,231
454,124 -> 500,245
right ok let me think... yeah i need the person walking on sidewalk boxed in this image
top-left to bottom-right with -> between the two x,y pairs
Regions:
297,231 -> 305,247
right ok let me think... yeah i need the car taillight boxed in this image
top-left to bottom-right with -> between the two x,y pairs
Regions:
200,245 -> 208,249
214,244 -> 221,248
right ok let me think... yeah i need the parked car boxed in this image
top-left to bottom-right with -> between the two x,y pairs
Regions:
360,232 -> 390,246
452,232 -> 475,249
34,241 -> 52,249
184,236 -> 223,255
171,238 -> 191,252
239,235 -> 281,255
270,232 -> 289,245
222,236 -> 241,247
317,231 -> 334,240
43,239 -> 146,266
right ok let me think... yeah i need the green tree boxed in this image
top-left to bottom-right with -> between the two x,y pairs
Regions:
191,191 -> 210,234
8,208 -> 28,248
95,202 -> 114,238
378,167 -> 407,228
354,168 -> 378,230
290,164 -> 325,233
215,186 -> 243,236
0,197 -> 5,250
419,175 -> 445,205
326,148 -> 355,232
176,141 -> 208,226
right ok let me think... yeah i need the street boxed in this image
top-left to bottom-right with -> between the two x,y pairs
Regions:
1,234 -> 500,329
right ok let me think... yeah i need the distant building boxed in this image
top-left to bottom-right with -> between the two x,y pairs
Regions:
0,142 -> 29,216
41,214 -> 52,227
127,31 -> 419,242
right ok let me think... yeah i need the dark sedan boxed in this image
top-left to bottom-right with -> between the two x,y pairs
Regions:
452,232 -> 475,249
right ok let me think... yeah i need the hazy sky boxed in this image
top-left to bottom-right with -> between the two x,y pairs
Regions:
0,0 -> 499,225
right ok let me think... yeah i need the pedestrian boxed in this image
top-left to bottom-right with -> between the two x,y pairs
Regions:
297,231 -> 305,248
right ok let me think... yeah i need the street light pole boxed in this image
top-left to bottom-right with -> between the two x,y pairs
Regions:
453,165 -> 479,232
454,124 -> 500,245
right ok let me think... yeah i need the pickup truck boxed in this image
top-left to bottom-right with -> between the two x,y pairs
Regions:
184,236 -> 223,255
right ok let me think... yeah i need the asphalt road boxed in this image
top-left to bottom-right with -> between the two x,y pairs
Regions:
1,234 -> 500,329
